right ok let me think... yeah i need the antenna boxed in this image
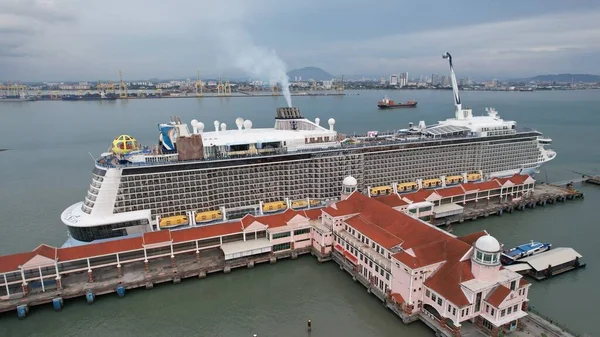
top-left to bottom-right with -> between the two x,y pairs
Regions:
442,52 -> 462,118
88,152 -> 96,162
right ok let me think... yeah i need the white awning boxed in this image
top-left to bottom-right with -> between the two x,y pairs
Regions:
519,247 -> 582,271
504,263 -> 532,272
221,238 -> 271,261
433,203 -> 464,218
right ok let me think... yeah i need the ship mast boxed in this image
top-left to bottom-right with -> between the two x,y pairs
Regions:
442,52 -> 463,119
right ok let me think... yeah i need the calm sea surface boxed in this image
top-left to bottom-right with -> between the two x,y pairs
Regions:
0,90 -> 598,336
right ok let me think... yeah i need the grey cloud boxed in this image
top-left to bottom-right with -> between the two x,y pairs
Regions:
0,0 -> 76,24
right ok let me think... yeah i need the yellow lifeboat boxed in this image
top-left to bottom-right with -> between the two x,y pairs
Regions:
467,172 -> 482,181
195,210 -> 223,223
263,201 -> 287,213
291,200 -> 308,209
422,178 -> 442,189
397,182 -> 418,193
159,215 -> 189,229
445,175 -> 464,185
370,185 -> 393,196
309,199 -> 321,207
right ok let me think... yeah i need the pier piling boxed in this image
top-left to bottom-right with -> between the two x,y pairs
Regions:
52,297 -> 64,311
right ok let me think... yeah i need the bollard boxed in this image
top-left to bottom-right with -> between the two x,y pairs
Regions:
116,285 -> 126,298
52,297 -> 64,311
308,319 -> 312,332
17,305 -> 29,319
86,290 -> 95,304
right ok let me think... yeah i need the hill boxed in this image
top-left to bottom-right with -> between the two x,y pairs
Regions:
510,74 -> 600,83
287,67 -> 334,81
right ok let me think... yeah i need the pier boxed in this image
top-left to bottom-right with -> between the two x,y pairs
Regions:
431,183 -> 584,228
0,176 -> 586,337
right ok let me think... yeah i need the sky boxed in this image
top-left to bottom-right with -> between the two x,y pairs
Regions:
1,0 -> 600,81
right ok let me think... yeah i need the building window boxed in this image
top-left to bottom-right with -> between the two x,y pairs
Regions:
437,297 -> 442,306
369,261 -> 373,268
272,242 -> 291,252
466,308 -> 469,316
272,231 -> 290,239
432,294 -> 437,301
386,273 -> 390,281
501,309 -> 506,317
375,265 -> 379,273
508,307 -> 512,314
491,308 -> 495,316
510,280 -> 516,291
452,308 -> 456,316
293,228 -> 310,235
448,305 -> 451,313
482,319 -> 494,331
426,290 -> 431,297
513,304 -> 518,312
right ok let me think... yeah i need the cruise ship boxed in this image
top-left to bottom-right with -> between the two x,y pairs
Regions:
61,53 -> 556,245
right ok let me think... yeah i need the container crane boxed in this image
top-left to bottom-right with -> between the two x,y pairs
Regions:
118,70 -> 128,99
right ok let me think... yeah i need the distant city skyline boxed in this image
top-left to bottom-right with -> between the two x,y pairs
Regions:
2,0 -> 600,81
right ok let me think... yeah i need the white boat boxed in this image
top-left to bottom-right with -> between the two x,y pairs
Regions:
501,241 -> 552,265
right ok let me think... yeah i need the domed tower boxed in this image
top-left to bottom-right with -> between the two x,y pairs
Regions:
341,176 -> 357,200
471,235 -> 502,281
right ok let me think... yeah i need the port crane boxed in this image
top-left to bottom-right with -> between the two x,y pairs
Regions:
195,70 -> 204,97
118,70 -> 128,99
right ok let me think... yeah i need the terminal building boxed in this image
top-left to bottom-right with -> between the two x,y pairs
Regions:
0,175 -> 533,336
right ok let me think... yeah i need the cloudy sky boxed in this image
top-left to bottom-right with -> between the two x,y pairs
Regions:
2,0 -> 600,81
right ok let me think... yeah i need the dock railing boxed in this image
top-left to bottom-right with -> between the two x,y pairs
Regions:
527,306 -> 583,337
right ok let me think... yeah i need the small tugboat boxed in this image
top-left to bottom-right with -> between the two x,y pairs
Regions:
377,95 -> 417,109
501,241 -> 552,265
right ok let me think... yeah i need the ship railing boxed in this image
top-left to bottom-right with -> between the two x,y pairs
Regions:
94,129 -> 539,169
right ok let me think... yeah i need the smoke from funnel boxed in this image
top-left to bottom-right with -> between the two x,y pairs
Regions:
219,27 -> 292,107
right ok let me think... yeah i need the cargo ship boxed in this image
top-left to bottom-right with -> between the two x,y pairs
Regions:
377,95 -> 417,109
60,52 -> 557,246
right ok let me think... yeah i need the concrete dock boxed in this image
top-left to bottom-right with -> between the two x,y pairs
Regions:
432,183 -> 584,227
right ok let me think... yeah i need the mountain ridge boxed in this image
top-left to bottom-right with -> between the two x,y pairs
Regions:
287,67 -> 334,81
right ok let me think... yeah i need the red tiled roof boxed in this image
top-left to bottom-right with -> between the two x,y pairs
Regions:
510,174 -> 533,185
338,193 -> 453,252
301,208 -> 323,220
402,189 -> 439,203
394,240 -> 448,269
0,251 -> 35,273
461,183 -> 480,192
519,278 -> 530,287
58,237 -> 144,261
457,231 -> 488,246
436,186 -> 466,198
34,244 -> 58,260
375,193 -> 409,207
424,260 -> 475,307
391,293 -> 405,304
143,230 -> 172,245
472,180 -> 501,191
259,209 -> 303,228
171,221 -> 243,243
240,214 -> 256,228
493,177 -> 512,186
486,285 -> 511,307
346,215 -> 404,249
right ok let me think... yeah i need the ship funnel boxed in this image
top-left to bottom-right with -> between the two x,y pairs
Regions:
243,120 -> 253,130
220,123 -> 227,131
